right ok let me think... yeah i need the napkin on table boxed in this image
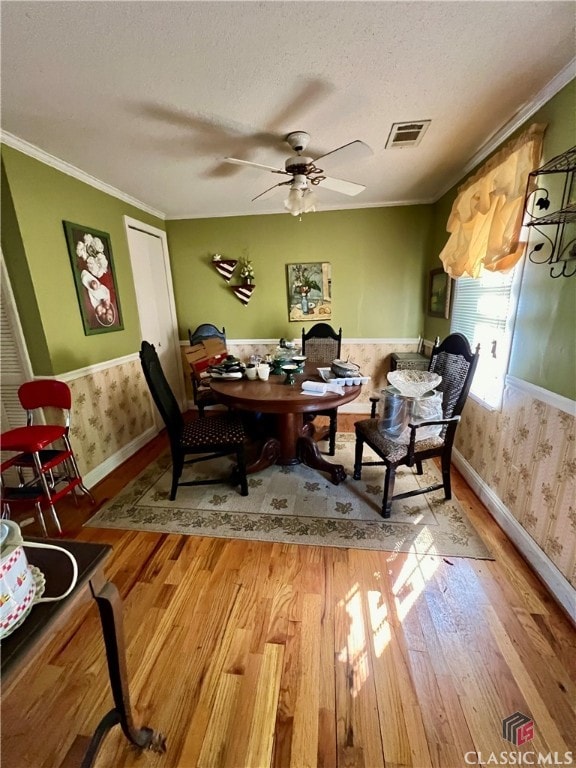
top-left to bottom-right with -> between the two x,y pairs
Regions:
301,381 -> 344,396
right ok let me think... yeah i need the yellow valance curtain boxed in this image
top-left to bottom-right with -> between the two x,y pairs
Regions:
439,123 -> 546,278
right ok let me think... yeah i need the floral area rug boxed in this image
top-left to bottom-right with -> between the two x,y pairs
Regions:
85,434 -> 492,558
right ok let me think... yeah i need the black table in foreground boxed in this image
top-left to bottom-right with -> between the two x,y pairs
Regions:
1,538 -> 166,768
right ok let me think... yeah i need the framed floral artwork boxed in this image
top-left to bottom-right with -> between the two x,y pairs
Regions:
286,262 -> 332,322
63,221 -> 124,335
428,268 -> 452,319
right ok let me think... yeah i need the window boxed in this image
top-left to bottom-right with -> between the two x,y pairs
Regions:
450,264 -> 522,409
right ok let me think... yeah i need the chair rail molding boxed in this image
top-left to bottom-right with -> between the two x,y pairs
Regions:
505,375 -> 575,416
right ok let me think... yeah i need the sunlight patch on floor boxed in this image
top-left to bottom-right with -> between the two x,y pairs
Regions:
392,541 -> 441,621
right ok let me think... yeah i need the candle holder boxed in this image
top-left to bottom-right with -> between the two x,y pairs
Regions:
281,364 -> 298,385
292,355 -> 306,373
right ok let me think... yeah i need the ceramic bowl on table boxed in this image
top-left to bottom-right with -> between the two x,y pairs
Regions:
331,359 -> 361,378
317,367 -> 346,385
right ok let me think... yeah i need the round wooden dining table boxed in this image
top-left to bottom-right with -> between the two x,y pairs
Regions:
210,367 -> 361,484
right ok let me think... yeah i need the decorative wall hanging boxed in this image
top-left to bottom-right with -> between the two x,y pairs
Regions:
63,221 -> 124,335
428,268 -> 452,318
286,262 -> 332,322
212,254 -> 238,282
231,283 -> 256,306
239,257 -> 255,285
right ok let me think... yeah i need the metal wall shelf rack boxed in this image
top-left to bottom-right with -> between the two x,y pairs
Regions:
524,145 -> 576,278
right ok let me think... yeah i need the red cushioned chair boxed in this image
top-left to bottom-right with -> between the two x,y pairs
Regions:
0,380 -> 93,535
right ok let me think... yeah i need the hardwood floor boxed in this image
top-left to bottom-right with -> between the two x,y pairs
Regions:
2,417 -> 575,768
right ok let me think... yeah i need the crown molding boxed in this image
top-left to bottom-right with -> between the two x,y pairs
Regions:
433,59 -> 576,201
0,131 -> 166,220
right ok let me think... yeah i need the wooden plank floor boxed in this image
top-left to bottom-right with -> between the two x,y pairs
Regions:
2,416 -> 575,768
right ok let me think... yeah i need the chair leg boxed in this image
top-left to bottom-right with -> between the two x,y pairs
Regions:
36,501 -> 49,537
353,435 -> 364,480
63,436 -> 96,503
197,403 -> 205,417
170,455 -> 184,501
328,411 -> 337,456
382,465 -> 396,519
236,446 -> 248,496
441,452 -> 452,500
415,459 -> 423,475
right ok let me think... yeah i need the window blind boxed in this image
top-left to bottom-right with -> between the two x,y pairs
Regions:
450,268 -> 517,408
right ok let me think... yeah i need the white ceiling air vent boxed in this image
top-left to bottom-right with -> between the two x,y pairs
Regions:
386,120 -> 431,149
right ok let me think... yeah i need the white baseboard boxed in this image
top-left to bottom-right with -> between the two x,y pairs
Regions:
83,426 -> 158,489
453,449 -> 576,624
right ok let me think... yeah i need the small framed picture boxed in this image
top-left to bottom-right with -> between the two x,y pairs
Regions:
63,221 -> 124,335
428,268 -> 452,319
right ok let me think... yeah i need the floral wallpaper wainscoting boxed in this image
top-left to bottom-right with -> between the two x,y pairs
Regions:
67,357 -> 155,476
456,382 -> 575,589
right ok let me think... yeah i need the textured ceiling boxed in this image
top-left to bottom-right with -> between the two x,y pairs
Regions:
1,1 -> 574,219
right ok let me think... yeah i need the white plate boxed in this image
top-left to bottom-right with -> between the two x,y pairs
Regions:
210,371 -> 243,380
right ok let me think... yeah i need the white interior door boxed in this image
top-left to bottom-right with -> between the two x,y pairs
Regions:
124,218 -> 185,429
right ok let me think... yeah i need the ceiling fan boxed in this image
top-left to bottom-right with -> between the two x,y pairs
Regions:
224,131 -> 372,215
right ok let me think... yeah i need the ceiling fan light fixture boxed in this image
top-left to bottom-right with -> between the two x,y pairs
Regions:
284,177 -> 316,216
284,187 -> 304,215
224,131 -> 369,215
301,187 -> 317,213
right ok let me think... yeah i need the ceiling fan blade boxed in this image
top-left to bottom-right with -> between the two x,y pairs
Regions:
313,140 -> 373,171
316,175 -> 366,196
224,157 -> 285,173
252,180 -> 292,202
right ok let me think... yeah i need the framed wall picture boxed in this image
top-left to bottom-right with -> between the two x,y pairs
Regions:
428,268 -> 452,319
63,221 -> 124,335
286,262 -> 332,322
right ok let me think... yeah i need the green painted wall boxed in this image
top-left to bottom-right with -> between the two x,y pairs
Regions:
1,161 -> 51,373
166,206 -> 433,341
424,80 -> 576,399
509,82 -> 576,397
1,145 -> 165,375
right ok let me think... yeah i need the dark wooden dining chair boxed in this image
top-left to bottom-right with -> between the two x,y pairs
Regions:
353,333 -> 479,517
188,323 -> 226,347
301,323 -> 343,455
140,341 -> 248,500
188,324 -> 227,416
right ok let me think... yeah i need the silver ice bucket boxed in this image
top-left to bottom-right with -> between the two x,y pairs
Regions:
378,386 -> 439,440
